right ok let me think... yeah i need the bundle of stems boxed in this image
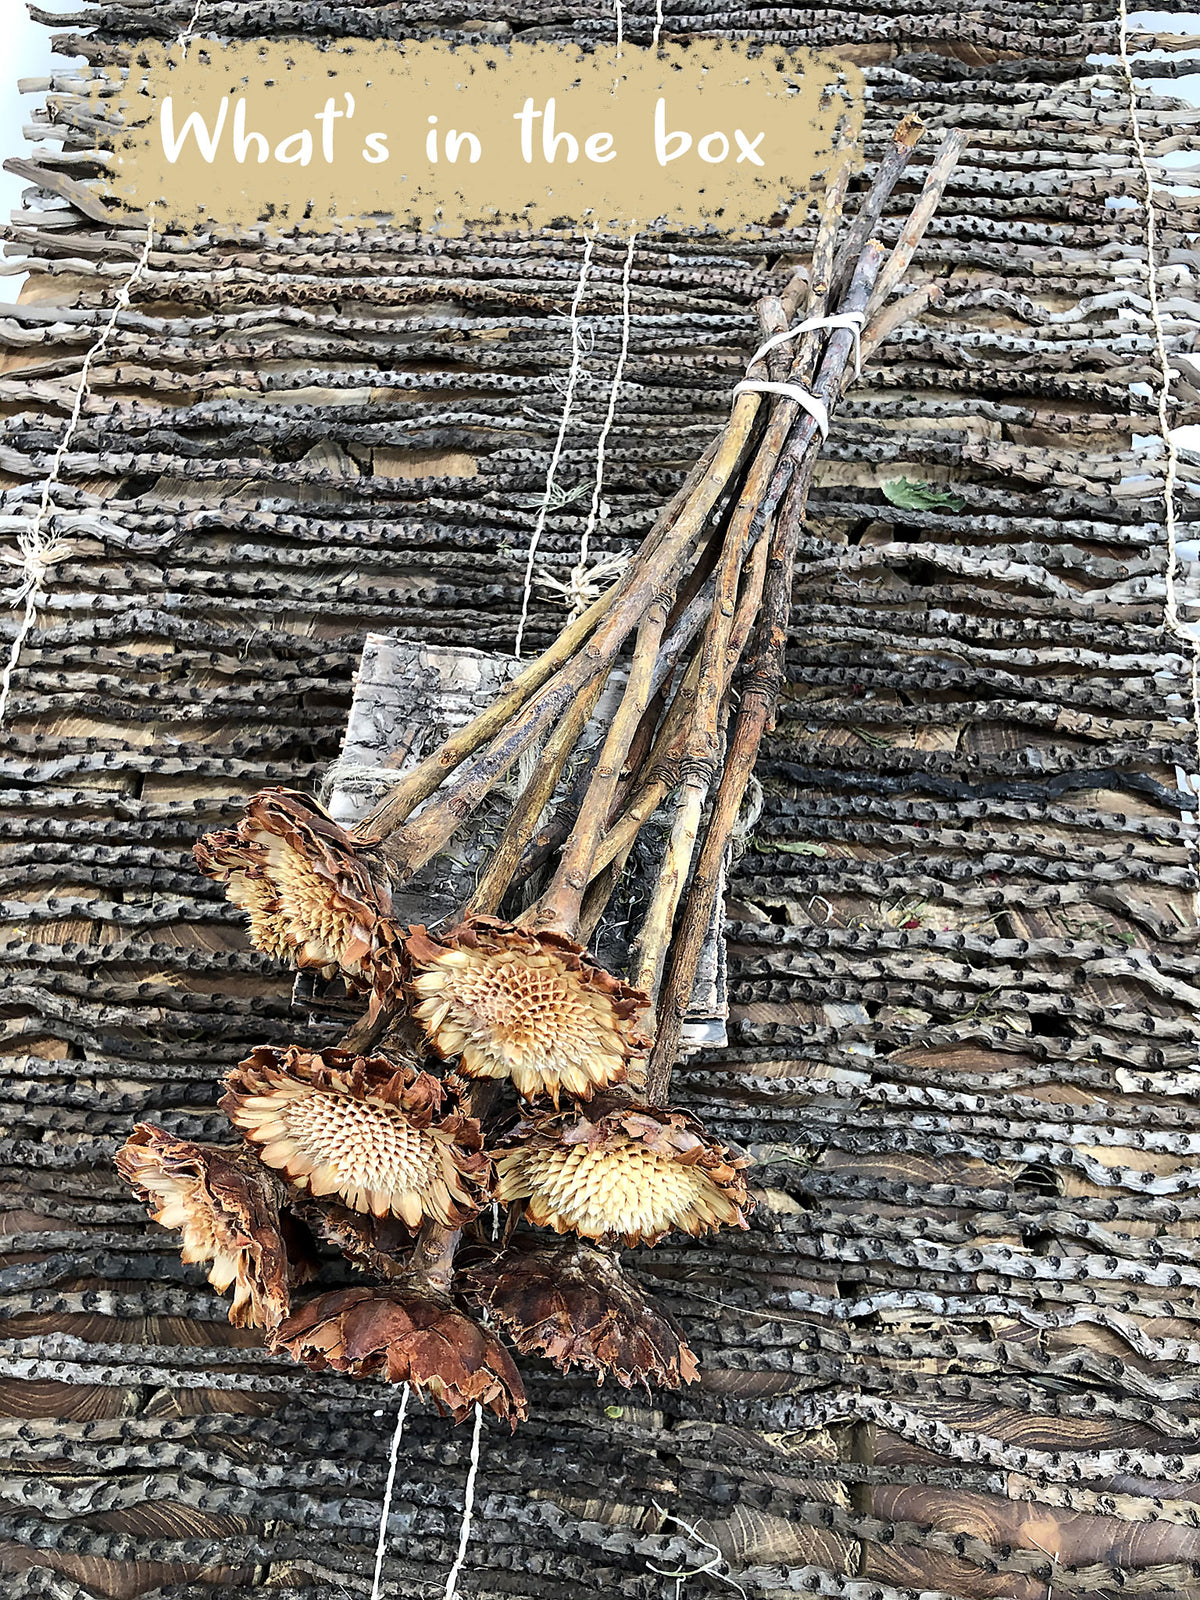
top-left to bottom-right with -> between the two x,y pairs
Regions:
349,116 -> 965,1095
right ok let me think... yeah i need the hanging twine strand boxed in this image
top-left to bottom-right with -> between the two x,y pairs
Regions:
611,0 -> 624,94
561,226 -> 637,617
647,1504 -> 748,1600
177,0 -> 207,53
514,231 -> 596,658
0,0 -> 209,728
1115,0 -> 1199,919
369,1384 -> 411,1600
0,222 -> 156,727
443,1403 -> 483,1600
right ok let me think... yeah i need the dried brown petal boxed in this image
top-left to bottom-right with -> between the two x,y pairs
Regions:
494,1099 -> 750,1247
462,1234 -> 699,1389
115,1123 -> 310,1329
272,1285 -> 527,1425
195,788 -> 402,992
407,916 -> 649,1104
294,1195 -> 413,1280
222,1045 -> 492,1227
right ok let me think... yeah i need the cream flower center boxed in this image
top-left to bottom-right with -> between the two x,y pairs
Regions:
451,957 -> 594,1052
525,1140 -> 705,1238
283,1091 -> 438,1196
261,837 -> 348,957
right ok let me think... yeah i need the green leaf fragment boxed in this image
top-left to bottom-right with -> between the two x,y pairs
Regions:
881,476 -> 965,512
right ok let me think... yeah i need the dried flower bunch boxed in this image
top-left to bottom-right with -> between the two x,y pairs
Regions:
119,122 -> 962,1422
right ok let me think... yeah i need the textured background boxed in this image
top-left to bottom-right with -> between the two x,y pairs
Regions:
3,2 -> 1200,1597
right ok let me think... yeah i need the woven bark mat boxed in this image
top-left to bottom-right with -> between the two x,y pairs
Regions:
1,2 -> 1199,1596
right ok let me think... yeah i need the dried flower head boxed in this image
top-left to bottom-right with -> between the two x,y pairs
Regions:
407,917 -> 649,1104
495,1099 -> 750,1248
273,1286 -> 527,1425
194,788 -> 401,991
115,1123 -> 309,1329
222,1045 -> 491,1227
462,1234 -> 699,1389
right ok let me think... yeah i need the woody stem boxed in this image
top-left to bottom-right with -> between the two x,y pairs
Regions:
372,398 -> 765,886
406,1221 -> 461,1295
522,584 -> 675,938
624,177 -> 848,1011
467,674 -> 608,918
354,435 -> 722,845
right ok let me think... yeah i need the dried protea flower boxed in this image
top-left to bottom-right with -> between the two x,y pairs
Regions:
273,1285 -> 527,1425
494,1098 -> 750,1248
406,916 -> 649,1104
115,1123 -> 311,1330
194,788 -> 402,991
221,1045 -> 491,1227
462,1233 -> 699,1389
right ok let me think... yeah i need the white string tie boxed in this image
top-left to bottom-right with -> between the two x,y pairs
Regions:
177,0 -> 207,55
750,309 -> 865,377
647,1502 -> 748,1599
0,0 -> 211,727
731,310 -> 866,442
533,227 -> 637,623
731,378 -> 830,438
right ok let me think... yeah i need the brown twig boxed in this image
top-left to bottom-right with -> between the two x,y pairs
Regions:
625,159 -> 850,1022
405,1220 -> 462,1295
524,582 -> 675,937
827,115 -> 924,302
867,128 -> 969,313
507,548 -> 749,893
586,648 -> 704,881
354,434 -> 723,845
372,392 -> 767,884
467,673 -> 608,918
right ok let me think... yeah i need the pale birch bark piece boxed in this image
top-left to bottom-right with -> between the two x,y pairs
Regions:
321,631 -> 728,1043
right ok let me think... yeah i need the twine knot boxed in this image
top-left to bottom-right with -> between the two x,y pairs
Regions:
535,551 -> 631,619
1,534 -> 76,606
